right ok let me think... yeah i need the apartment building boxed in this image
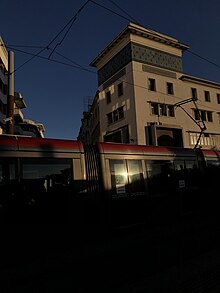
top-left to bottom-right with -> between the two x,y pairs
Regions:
0,37 -> 45,137
78,91 -> 100,144
79,23 -> 220,149
0,37 -> 8,134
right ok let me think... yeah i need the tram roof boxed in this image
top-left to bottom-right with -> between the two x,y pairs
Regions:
0,135 -> 84,153
200,149 -> 220,161
97,142 -> 197,158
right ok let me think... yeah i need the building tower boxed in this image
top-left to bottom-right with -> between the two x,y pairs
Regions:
79,23 -> 220,148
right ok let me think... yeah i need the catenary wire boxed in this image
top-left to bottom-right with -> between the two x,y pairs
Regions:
90,0 -> 134,23
48,0 -> 91,59
187,50 -> 220,69
5,0 -> 220,76
107,0 -> 139,24
6,45 -> 96,74
6,44 -> 87,70
5,43 -> 220,113
12,0 -> 91,73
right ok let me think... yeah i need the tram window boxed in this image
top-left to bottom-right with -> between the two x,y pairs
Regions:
127,160 -> 144,193
0,159 -> 16,183
110,160 -> 127,195
207,161 -> 220,168
21,158 -> 72,192
174,160 -> 198,172
0,159 -> 17,209
206,160 -> 220,185
174,160 -> 199,188
145,160 -> 174,196
110,159 -> 144,196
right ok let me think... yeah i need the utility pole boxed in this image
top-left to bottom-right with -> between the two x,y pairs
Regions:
6,51 -> 14,134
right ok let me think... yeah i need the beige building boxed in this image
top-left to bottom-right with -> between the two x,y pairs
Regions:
0,36 -> 45,137
78,23 -> 220,149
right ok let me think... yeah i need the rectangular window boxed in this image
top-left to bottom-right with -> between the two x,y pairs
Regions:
0,158 -> 16,184
148,78 -> 156,91
117,82 -> 123,96
21,158 -> 72,221
217,93 -> 220,104
204,91 -> 210,102
113,109 -> 119,122
127,160 -> 144,193
201,110 -> 206,121
109,159 -> 144,196
191,88 -> 197,100
107,113 -> 113,124
106,91 -> 111,104
118,106 -> 124,119
145,160 -> 174,196
107,106 -> 124,125
167,105 -> 175,117
151,103 -> 158,115
110,159 -> 127,195
21,157 -> 72,196
207,111 -> 213,122
22,158 -> 72,181
194,109 -> 200,120
151,103 -> 175,117
159,104 -> 167,116
194,109 -> 213,122
167,82 -> 174,95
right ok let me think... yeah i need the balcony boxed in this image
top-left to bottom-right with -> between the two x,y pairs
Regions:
14,108 -> 24,122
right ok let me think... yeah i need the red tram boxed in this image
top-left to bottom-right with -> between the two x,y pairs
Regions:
0,135 -> 219,226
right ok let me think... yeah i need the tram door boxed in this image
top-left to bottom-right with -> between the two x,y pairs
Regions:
109,159 -> 145,227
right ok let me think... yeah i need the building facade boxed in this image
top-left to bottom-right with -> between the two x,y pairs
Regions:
0,37 -> 45,137
0,37 -> 8,134
78,23 -> 220,149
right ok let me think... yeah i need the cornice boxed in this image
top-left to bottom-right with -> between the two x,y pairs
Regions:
90,22 -> 189,67
180,75 -> 220,89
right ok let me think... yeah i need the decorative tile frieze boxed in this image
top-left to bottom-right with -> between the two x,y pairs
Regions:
103,68 -> 126,90
98,42 -> 183,86
131,43 -> 183,72
98,43 -> 132,86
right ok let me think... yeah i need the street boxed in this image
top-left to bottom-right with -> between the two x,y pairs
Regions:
1,218 -> 220,292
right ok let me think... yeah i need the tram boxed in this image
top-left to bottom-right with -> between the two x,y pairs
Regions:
0,135 -> 219,226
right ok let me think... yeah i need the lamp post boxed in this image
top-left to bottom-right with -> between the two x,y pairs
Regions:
6,50 -> 14,134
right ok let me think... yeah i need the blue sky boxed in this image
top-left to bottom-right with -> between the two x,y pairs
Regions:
1,0 -> 220,139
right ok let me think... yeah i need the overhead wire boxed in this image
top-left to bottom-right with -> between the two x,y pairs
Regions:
4,0 -> 220,93
5,0 -> 220,77
6,45 -> 96,74
3,0 -> 220,147
187,49 -> 220,69
90,0 -> 135,23
48,0 -> 91,59
106,0 -> 139,24
5,43 -> 220,113
12,0 -> 91,73
6,44 -> 87,69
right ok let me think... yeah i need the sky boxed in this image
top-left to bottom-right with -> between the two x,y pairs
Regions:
1,0 -> 220,140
